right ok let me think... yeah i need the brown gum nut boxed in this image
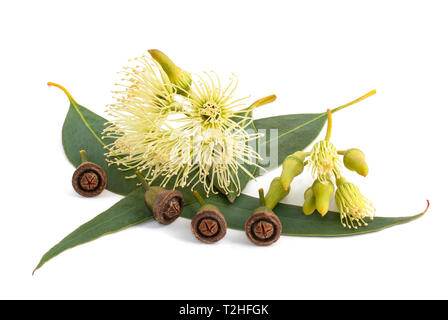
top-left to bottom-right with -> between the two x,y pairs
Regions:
245,209 -> 282,246
72,162 -> 107,197
191,205 -> 227,244
149,188 -> 184,225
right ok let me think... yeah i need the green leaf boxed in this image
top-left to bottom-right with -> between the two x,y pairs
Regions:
254,113 -> 327,172
182,193 -> 429,237
33,188 -> 152,274
35,188 -> 428,271
37,87 -> 415,270
219,112 -> 329,202
55,83 -> 329,200
214,89 -> 378,200
54,83 -> 138,195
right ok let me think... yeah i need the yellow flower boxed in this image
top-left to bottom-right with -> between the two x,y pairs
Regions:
335,178 -> 375,229
309,140 -> 342,181
179,72 -> 262,195
103,54 -> 180,177
103,56 -> 263,196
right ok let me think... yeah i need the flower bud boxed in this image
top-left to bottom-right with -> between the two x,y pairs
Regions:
280,153 -> 305,190
312,179 -> 334,216
148,49 -> 192,95
343,148 -> 368,177
265,177 -> 290,210
302,187 -> 316,215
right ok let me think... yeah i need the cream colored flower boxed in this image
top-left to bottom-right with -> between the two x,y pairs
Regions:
309,140 -> 342,181
103,54 -> 263,196
335,179 -> 375,229
178,72 -> 262,195
103,54 -> 179,175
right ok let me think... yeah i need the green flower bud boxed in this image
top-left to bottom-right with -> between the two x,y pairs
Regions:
265,177 -> 290,210
343,148 -> 368,177
148,49 -> 192,95
302,187 -> 316,215
312,179 -> 334,216
279,153 -> 305,190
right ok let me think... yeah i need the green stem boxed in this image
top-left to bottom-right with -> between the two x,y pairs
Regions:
292,151 -> 309,161
325,109 -> 332,141
337,150 -> 346,155
193,190 -> 206,206
135,170 -> 150,191
264,89 -> 376,146
247,95 -> 277,111
80,150 -> 88,163
241,94 -> 277,125
258,188 -> 266,207
331,89 -> 376,113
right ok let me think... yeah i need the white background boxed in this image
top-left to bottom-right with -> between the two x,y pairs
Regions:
0,0 -> 446,299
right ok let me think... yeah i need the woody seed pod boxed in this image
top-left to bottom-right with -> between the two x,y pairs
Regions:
191,191 -> 227,244
144,186 -> 184,225
312,179 -> 334,216
148,49 -> 192,95
245,189 -> 282,246
72,150 -> 107,197
343,148 -> 369,177
302,187 -> 316,215
279,151 -> 306,190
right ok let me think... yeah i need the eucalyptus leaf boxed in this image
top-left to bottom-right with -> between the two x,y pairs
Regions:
34,187 -> 428,271
224,113 -> 328,202
33,188 -> 152,274
36,85 -> 426,272
55,83 -> 330,199
254,113 -> 327,172
54,83 -> 138,195
182,193 -> 429,237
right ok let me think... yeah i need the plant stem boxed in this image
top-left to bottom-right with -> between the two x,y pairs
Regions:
80,150 -> 88,163
193,190 -> 206,206
247,95 -> 277,111
135,170 -> 150,191
331,89 -> 376,113
264,89 -> 376,146
258,188 -> 266,207
242,94 -> 277,122
325,109 -> 332,141
337,150 -> 346,155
